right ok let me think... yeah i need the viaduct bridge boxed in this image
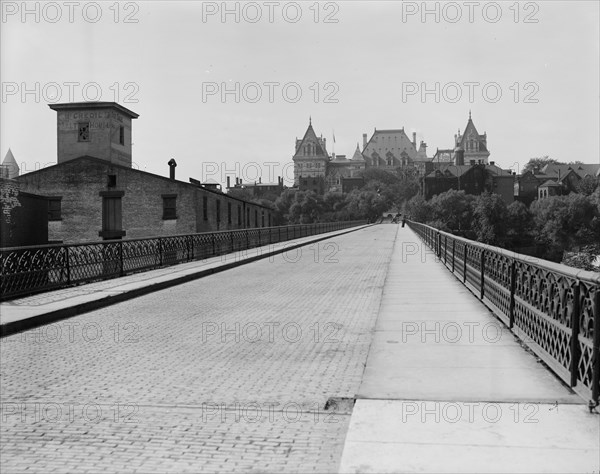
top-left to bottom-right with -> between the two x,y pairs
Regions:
1,222 -> 599,473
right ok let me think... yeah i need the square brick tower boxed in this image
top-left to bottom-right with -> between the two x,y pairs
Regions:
49,102 -> 139,167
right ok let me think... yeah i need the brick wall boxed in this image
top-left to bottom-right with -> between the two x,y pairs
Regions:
17,157 -> 273,244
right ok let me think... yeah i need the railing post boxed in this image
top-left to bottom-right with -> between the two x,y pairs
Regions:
159,238 -> 163,266
212,233 -> 216,256
509,260 -> 516,328
451,240 -> 455,273
258,228 -> 261,247
119,241 -> 124,277
480,250 -> 485,299
246,229 -> 249,250
278,226 -> 281,243
570,282 -> 582,388
592,288 -> 600,405
65,246 -> 71,284
463,244 -> 467,283
189,235 -> 194,261
230,231 -> 234,252
444,236 -> 448,265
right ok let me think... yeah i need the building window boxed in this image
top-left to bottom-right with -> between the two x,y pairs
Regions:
238,205 -> 242,226
203,196 -> 208,220
261,212 -> 265,227
254,210 -> 258,227
119,126 -> 125,145
227,202 -> 232,224
48,197 -> 62,221
216,200 -> 221,223
162,194 -> 177,220
107,174 -> 117,187
268,214 -> 271,227
78,122 -> 90,142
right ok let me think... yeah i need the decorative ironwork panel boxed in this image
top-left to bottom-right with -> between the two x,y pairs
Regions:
122,239 -> 160,273
408,220 -> 600,404
1,247 -> 67,297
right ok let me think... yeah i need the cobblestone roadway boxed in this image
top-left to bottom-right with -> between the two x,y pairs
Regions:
1,225 -> 398,473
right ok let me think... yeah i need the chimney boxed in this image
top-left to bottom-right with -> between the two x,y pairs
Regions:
412,132 -> 416,147
259,177 -> 262,184
490,161 -> 495,166
168,158 -> 177,180
363,133 -> 367,149
227,176 -> 231,188
454,148 -> 465,166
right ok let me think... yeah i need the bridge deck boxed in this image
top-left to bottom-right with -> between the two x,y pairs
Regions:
1,225 -> 598,473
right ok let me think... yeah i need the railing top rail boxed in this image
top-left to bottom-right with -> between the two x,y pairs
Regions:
408,220 -> 600,284
0,220 -> 367,253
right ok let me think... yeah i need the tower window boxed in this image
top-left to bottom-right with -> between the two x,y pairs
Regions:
119,126 -> 125,145
107,175 -> 117,187
78,122 -> 90,142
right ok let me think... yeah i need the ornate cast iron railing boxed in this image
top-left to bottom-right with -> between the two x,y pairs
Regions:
1,221 -> 366,301
408,221 -> 600,407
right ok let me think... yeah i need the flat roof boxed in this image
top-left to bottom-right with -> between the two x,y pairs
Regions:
48,102 -> 139,119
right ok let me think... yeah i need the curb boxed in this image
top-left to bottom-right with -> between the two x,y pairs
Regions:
1,225 -> 372,338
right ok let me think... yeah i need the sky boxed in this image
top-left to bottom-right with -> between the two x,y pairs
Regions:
1,0 -> 599,187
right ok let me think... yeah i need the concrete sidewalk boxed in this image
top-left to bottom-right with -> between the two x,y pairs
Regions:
338,226 -> 600,473
0,225 -> 368,337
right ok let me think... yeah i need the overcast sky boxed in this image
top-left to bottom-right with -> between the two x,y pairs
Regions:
2,0 -> 599,187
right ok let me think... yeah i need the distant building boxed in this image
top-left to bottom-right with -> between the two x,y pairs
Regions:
291,120 -> 426,194
292,119 -> 329,193
226,176 -> 285,198
422,148 -> 514,202
514,163 -> 600,204
453,112 -> 490,165
14,102 -> 274,244
362,128 -> 421,170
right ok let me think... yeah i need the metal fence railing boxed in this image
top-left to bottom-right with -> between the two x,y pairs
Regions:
408,221 -> 600,407
1,221 -> 366,301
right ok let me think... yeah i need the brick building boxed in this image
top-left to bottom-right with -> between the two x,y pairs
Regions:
514,163 -> 600,205
15,102 -> 273,244
0,178 -> 48,247
422,148 -> 514,203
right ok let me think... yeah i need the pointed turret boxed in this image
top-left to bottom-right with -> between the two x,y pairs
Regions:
1,148 -> 19,179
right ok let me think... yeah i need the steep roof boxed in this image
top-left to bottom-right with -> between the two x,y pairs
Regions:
294,121 -> 328,158
458,115 -> 488,153
541,164 -> 600,180
351,144 -> 365,162
362,128 -> 417,161
424,164 -> 512,179
1,148 -> 19,178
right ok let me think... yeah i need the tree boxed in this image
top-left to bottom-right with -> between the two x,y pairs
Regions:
359,168 -> 399,185
404,195 -> 431,224
505,201 -> 534,244
288,191 -> 325,224
522,156 -> 562,174
428,190 -> 476,233
471,192 -> 509,245
576,175 -> 600,196
530,193 -> 600,261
